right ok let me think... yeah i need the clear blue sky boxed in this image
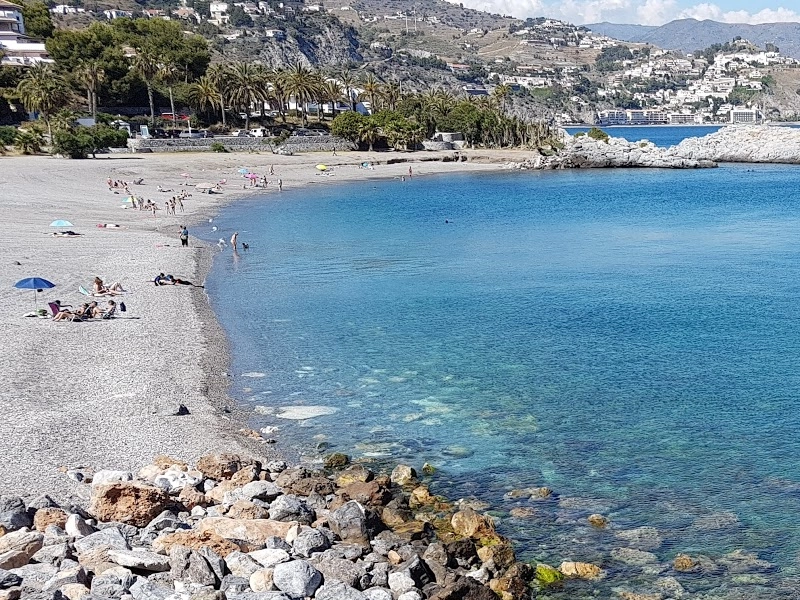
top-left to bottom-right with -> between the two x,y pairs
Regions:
454,0 -> 800,25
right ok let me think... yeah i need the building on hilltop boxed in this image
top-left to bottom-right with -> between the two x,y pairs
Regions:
0,0 -> 52,66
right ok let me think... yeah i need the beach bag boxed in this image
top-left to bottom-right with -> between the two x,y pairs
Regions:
120,302 -> 127,313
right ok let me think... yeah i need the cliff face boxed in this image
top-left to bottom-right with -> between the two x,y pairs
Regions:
229,21 -> 361,68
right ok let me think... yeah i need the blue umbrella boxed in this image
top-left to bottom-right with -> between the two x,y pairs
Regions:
50,220 -> 73,227
14,277 -> 55,308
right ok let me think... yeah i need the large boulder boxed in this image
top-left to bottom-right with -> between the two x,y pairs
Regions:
328,501 -> 381,547
0,530 -> 44,564
559,561 -> 604,580
0,497 -> 31,532
450,509 -> 495,539
106,549 -> 170,572
151,529 -> 240,558
312,557 -> 366,588
428,577 -> 497,600
272,560 -> 322,598
32,509 -> 67,533
196,454 -> 251,480
315,581 -> 367,600
268,496 -> 314,524
89,483 -> 174,528
196,518 -> 296,552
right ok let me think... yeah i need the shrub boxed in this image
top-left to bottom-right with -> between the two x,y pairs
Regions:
210,141 -> 227,153
331,111 -> 365,143
53,126 -> 128,159
587,127 -> 609,143
574,131 -> 586,137
0,126 -> 17,146
14,130 -> 42,155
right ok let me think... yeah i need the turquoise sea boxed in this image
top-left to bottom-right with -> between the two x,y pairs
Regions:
565,125 -> 724,147
205,132 -> 800,597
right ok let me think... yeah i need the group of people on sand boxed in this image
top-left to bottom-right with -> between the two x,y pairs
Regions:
53,299 -> 118,322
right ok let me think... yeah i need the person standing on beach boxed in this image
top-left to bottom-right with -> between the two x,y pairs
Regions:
269,165 -> 275,176
332,146 -> 337,156
408,166 -> 413,179
278,178 -> 283,191
180,226 -> 189,247
231,232 -> 238,250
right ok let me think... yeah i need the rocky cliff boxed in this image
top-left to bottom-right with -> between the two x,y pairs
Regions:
675,125 -> 800,164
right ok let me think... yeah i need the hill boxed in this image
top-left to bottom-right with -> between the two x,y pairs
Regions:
586,19 -> 800,59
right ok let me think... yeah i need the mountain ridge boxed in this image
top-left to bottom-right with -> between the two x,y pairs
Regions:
586,19 -> 800,58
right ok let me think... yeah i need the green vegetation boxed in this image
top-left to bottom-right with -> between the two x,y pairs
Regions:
587,127 -> 609,143
534,563 -> 564,587
53,125 -> 128,158
210,141 -> 227,152
596,45 -> 633,73
0,126 -> 17,146
9,0 -> 53,40
728,86 -> 759,105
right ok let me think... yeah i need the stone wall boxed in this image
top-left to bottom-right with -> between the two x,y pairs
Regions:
127,135 -> 355,154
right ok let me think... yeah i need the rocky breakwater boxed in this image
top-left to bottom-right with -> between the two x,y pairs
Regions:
511,134 -> 717,170
674,124 -> 800,164
0,453 -> 602,600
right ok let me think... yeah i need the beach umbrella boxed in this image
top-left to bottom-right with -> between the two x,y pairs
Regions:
238,168 -> 250,174
316,164 -> 327,171
14,277 -> 55,308
50,220 -> 73,227
247,173 -> 259,180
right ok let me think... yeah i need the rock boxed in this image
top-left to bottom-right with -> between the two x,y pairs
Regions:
224,551 -> 262,578
173,550 -> 217,586
32,510 -> 67,533
196,454 -> 249,480
196,518 -> 296,551
31,543 -> 71,567
611,547 -> 658,566
241,481 -> 281,502
220,575 -> 250,594
0,588 -> 20,600
248,548 -> 290,569
57,583 -> 90,600
230,465 -> 260,486
0,551 -> 28,570
587,514 -> 609,528
292,529 -> 330,557
151,529 -> 240,558
0,529 -> 44,562
342,482 -> 391,507
89,566 -> 134,597
0,498 -> 31,532
41,566 -> 89,591
107,549 -> 170,572
0,569 -> 21,589
336,466 -> 374,487
615,527 -> 663,551
89,484 -> 174,528
127,579 -> 172,600
535,563 -> 564,587
476,540 -> 515,569
312,557 -> 366,588
390,466 -> 417,487
227,500 -> 270,521
91,470 -> 133,487
428,577 -> 497,600
249,568 -> 275,592
8,563 -> 58,589
64,516 -> 94,539
450,509 -> 495,539
324,454 -> 351,469
272,560 -> 322,598
446,539 -> 478,568
73,527 -> 129,555
363,588 -> 392,600
151,469 -> 202,494
559,561 -> 604,580
177,487 -> 206,510
329,501 -> 380,547
282,477 -> 335,497
315,582 -> 367,600
268,496 -> 314,524
398,590 -> 423,600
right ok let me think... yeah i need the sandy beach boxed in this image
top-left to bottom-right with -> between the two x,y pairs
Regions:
0,148 -> 528,502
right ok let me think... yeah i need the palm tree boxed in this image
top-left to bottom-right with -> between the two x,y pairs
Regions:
206,64 -> 231,128
319,80 -> 343,120
188,76 -> 223,123
75,60 -> 104,122
407,122 -> 426,151
228,63 -> 265,131
14,129 -> 43,154
51,109 -> 78,133
360,72 -> 381,115
358,119 -> 380,152
158,62 -> 180,129
338,68 -> 356,111
132,50 -> 160,126
15,63 -> 68,140
284,63 -> 319,127
267,69 -> 289,123
492,84 -> 511,113
380,81 -> 401,111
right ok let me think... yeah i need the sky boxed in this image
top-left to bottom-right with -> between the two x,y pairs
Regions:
452,0 -> 800,26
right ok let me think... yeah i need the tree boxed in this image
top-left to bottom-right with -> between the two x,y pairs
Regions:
319,80 -> 343,120
228,5 -> 253,27
158,62 -> 180,127
331,110 -> 364,142
338,68 -> 356,110
132,50 -> 160,126
284,62 -> 318,126
188,75 -> 223,123
228,63 -> 265,131
358,118 -> 380,151
10,0 -> 53,39
206,64 -> 231,127
14,129 -> 42,154
15,63 -> 68,139
360,72 -> 381,114
491,83 -> 511,113
75,60 -> 104,122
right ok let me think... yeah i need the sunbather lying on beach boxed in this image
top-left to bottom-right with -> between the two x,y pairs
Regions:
52,308 -> 81,322
100,300 -> 117,319
154,273 -> 202,287
93,277 -> 125,296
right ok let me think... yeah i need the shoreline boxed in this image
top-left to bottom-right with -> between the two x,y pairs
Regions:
0,149 -> 520,503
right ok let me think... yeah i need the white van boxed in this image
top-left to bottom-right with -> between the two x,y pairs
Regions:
249,127 -> 267,138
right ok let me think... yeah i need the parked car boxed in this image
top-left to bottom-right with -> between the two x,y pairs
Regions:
230,130 -> 251,137
178,131 -> 204,138
249,127 -> 267,138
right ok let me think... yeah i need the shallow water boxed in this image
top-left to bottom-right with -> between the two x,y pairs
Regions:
205,162 -> 800,596
565,125 -> 723,147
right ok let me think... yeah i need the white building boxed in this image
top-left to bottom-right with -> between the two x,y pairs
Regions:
0,0 -> 51,66
730,107 -> 761,123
